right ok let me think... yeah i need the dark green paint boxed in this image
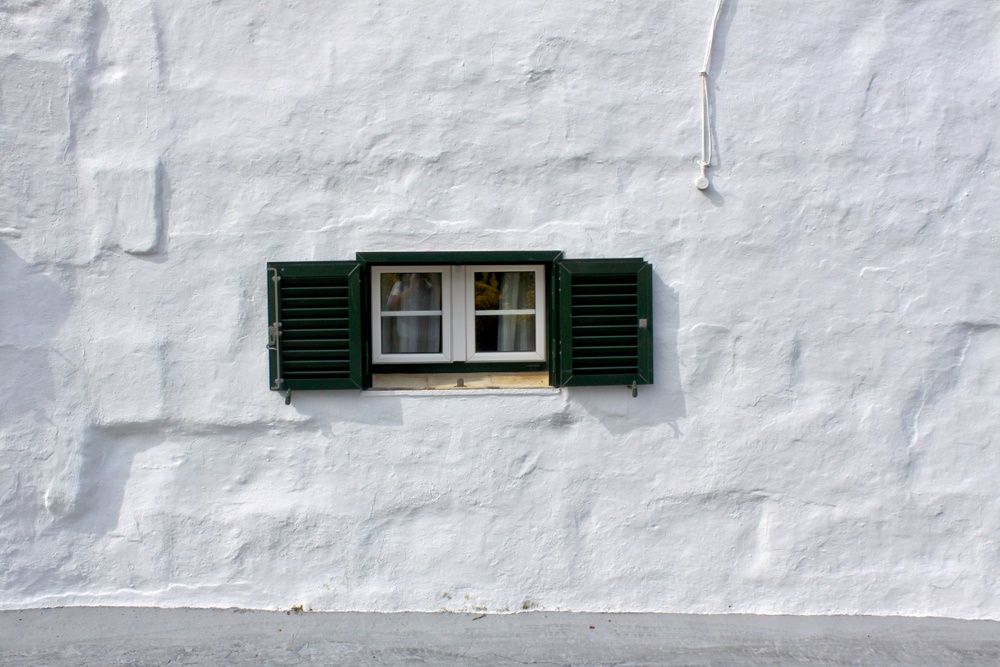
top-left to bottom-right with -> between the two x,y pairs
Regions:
373,362 -> 546,375
267,261 -> 363,391
267,254 -> 653,394
555,258 -> 653,388
356,250 -> 563,265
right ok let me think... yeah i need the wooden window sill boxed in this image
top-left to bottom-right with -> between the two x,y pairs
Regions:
371,371 -> 551,391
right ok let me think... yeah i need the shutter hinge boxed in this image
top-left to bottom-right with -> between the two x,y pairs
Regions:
269,267 -> 286,393
638,318 -> 648,329
267,322 -> 281,349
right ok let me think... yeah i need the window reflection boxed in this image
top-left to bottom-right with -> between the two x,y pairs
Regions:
474,271 -> 536,352
380,272 -> 443,353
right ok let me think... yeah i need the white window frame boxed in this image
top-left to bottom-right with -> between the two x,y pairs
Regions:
370,264 -> 546,364
465,265 -> 546,362
371,265 -> 452,363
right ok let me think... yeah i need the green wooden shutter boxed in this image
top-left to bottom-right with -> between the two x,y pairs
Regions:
267,261 -> 363,390
555,259 -> 653,387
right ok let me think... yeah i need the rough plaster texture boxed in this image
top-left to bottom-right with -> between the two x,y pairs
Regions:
1,0 -> 998,618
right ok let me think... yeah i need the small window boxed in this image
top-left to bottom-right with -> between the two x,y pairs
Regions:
369,264 -> 547,365
267,252 -> 652,393
467,265 -> 546,363
371,266 -> 451,363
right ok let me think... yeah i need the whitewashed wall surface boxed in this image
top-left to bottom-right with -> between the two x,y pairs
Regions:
1,0 -> 998,618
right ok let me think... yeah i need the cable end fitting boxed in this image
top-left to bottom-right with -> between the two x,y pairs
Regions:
695,164 -> 710,190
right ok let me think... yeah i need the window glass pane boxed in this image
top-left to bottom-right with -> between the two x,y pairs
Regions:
381,315 -> 443,354
381,272 -> 442,311
475,314 -> 536,352
379,271 -> 443,354
474,271 -> 535,311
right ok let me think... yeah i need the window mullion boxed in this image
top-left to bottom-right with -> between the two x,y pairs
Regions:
452,265 -> 468,362
474,309 -> 537,316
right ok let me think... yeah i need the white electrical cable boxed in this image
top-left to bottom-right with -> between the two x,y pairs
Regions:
697,0 -> 725,190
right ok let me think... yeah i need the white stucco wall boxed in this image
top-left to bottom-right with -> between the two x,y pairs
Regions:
1,0 -> 998,617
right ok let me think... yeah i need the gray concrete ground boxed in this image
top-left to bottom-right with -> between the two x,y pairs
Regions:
2,608 -> 1000,666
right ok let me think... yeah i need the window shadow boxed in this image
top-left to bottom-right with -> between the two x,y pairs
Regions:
288,391 -> 405,427
0,241 -> 70,420
570,271 -> 685,436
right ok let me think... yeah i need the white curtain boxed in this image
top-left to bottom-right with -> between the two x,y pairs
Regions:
497,272 -> 532,352
385,273 -> 441,354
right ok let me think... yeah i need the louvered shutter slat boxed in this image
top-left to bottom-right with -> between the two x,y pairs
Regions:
556,259 -> 653,387
267,261 -> 363,390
